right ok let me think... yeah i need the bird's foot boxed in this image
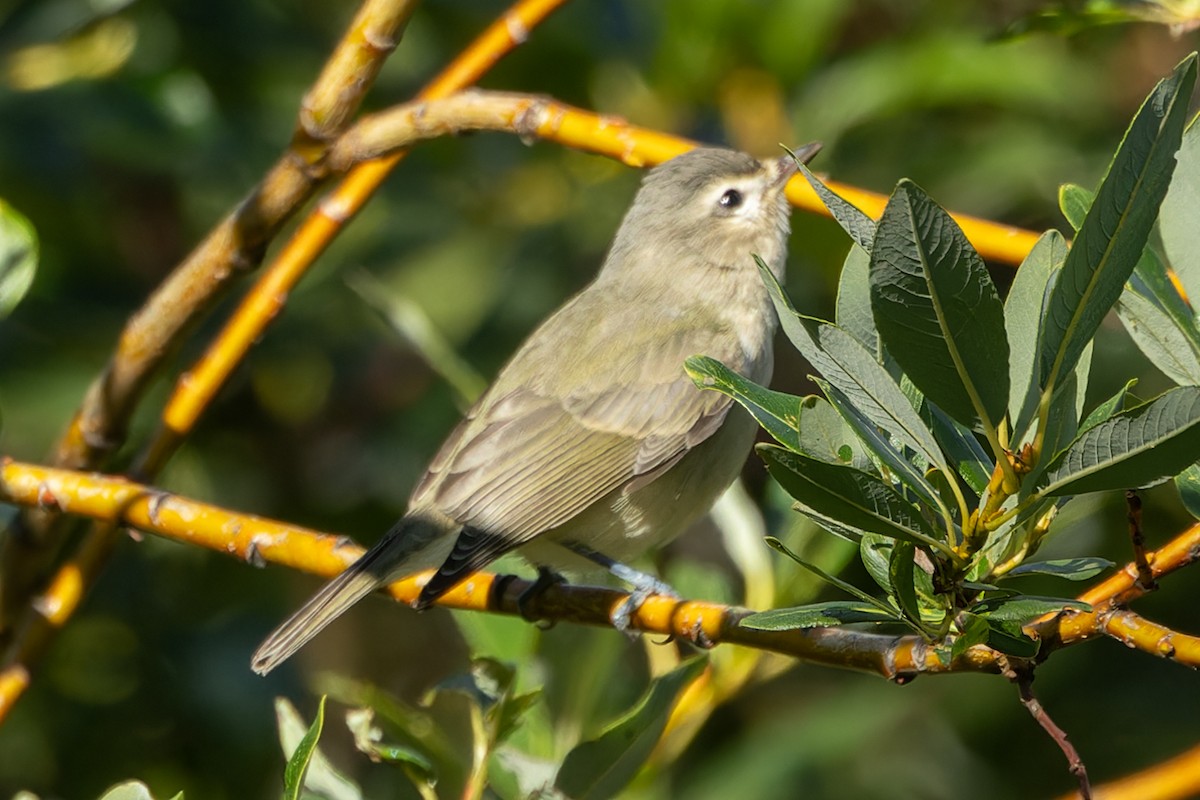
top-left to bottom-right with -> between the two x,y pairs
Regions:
557,540 -> 679,637
519,566 -> 564,629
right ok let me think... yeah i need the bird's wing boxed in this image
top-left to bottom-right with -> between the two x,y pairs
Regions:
408,293 -> 750,596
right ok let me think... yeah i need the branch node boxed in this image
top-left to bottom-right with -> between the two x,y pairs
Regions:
146,491 -> 169,527
503,12 -> 530,44
245,533 -> 268,569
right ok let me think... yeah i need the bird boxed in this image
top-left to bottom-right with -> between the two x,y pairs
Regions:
251,143 -> 818,675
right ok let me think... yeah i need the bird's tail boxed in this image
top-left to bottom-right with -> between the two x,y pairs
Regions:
250,515 -> 446,675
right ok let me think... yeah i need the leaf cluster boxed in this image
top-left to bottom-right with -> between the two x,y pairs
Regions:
688,54 -> 1200,661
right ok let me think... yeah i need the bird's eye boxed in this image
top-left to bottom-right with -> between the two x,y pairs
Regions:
718,189 -> 743,209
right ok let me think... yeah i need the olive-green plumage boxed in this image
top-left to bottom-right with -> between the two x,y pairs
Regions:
251,145 -> 815,675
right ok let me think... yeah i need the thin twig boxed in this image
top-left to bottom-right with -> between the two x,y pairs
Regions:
1126,489 -> 1157,590
1005,664 -> 1091,800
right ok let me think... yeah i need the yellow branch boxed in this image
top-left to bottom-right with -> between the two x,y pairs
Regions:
3,459 -> 1198,723
0,0 -> 572,723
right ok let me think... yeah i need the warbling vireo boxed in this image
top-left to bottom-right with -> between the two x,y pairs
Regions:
252,144 -> 819,675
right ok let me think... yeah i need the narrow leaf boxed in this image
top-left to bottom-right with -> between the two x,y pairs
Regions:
970,595 -> 1091,622
346,707 -> 435,775
555,659 -> 706,800
1177,462 -> 1200,520
1063,182 -> 1200,352
1116,289 -> 1200,385
1129,247 -> 1200,351
739,601 -> 896,631
686,355 -> 806,451
984,620 -> 1040,658
835,244 -> 878,354
951,614 -> 991,661
1039,55 -> 1198,390
792,499 -> 871,543
796,161 -> 876,251
1004,558 -> 1114,581
1080,379 -> 1137,433
815,377 -> 945,513
860,532 -> 894,594
870,180 -> 1009,429
1160,114 -> 1200,306
1007,231 -> 1068,433
758,261 -> 949,475
888,541 -> 923,627
924,402 -> 992,494
759,444 -> 947,553
765,536 -> 901,616
1039,371 -> 1083,475
0,198 -> 37,320
282,696 -> 328,800
1042,386 -> 1200,496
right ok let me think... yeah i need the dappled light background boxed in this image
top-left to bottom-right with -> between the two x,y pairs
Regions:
0,1 -> 1197,797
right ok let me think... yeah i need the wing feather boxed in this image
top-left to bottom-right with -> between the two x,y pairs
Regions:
409,287 -> 759,587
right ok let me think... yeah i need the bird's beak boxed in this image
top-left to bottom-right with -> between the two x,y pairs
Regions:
769,141 -> 822,190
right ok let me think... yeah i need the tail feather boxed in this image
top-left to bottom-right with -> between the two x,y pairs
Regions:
251,516 -> 446,675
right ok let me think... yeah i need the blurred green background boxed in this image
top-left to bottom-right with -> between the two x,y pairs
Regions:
0,0 -> 1197,798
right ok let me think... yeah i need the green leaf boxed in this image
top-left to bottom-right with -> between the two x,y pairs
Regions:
983,620 -> 1040,658
1065,180 -> 1200,365
1006,230 -> 1068,435
345,706 -> 436,776
739,601 -> 897,631
282,696 -> 328,800
1038,371 -> 1083,472
887,541 -> 923,627
835,244 -> 878,355
1004,558 -> 1114,581
0,198 -> 38,320
1001,6 -> 1161,39
1177,462 -> 1200,520
1038,55 -> 1197,391
764,536 -> 904,620
554,658 -> 706,800
792,396 -> 870,468
796,160 -> 876,252
1116,289 -> 1200,385
1041,386 -> 1200,496
1063,182 -> 1199,350
870,179 -> 1010,429
860,532 -> 895,594
814,377 -> 945,513
759,444 -> 949,554
1160,114 -> 1200,306
1129,247 -> 1200,351
97,782 -> 161,800
1057,182 -> 1091,230
923,402 -> 992,494
791,499 -> 871,543
758,263 -> 949,476
951,614 -> 990,661
685,356 -> 805,451
1080,379 -> 1137,433
970,595 -> 1091,621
